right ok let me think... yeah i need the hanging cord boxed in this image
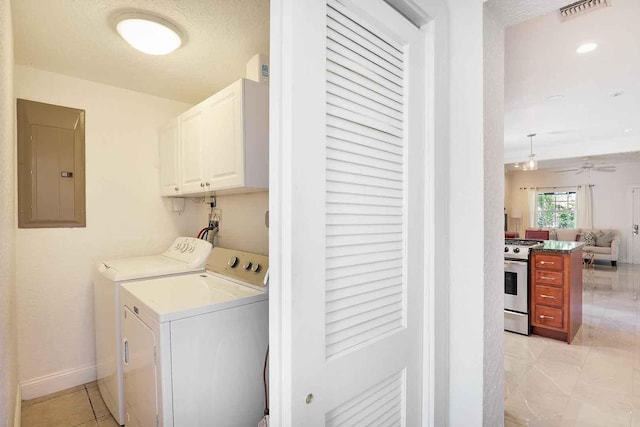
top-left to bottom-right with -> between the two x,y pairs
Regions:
196,227 -> 208,239
263,345 -> 269,416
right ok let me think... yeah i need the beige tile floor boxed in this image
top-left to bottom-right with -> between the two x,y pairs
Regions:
505,262 -> 640,426
22,381 -> 119,427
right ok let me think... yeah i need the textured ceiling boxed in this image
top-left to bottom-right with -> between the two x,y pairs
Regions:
502,0 -> 640,164
487,0 -> 569,27
12,0 -> 270,104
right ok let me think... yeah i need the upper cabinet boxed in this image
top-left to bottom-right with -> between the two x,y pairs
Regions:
159,78 -> 269,197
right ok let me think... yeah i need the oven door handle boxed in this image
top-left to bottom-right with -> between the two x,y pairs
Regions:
504,260 -> 527,266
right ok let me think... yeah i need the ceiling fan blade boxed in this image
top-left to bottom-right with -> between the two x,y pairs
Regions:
554,168 -> 580,173
593,167 -> 616,172
575,169 -> 585,175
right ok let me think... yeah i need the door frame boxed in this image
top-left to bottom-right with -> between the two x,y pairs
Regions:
629,185 -> 640,264
268,0 -> 451,425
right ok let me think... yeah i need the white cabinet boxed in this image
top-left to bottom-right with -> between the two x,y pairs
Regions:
159,78 -> 269,197
159,118 -> 180,196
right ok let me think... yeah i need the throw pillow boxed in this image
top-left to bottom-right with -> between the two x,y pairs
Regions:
580,231 -> 597,247
596,231 -> 615,247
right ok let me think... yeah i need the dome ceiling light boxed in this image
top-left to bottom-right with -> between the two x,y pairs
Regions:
576,42 -> 598,54
116,12 -> 183,55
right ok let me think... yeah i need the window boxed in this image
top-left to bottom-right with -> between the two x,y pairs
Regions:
537,191 -> 576,229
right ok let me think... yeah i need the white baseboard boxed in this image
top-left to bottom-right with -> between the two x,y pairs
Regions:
20,364 -> 96,400
13,386 -> 21,427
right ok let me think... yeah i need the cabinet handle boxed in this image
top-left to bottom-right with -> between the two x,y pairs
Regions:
174,187 -> 179,191
539,315 -> 555,320
205,182 -> 210,186
200,182 -> 205,187
540,294 -> 555,299
540,261 -> 555,265
540,276 -> 555,280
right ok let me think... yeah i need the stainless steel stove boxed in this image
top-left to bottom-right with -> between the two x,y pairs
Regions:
504,239 -> 543,335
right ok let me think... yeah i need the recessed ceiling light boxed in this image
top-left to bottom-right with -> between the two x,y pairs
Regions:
624,128 -> 633,133
547,94 -> 564,101
116,12 -> 183,55
576,42 -> 598,54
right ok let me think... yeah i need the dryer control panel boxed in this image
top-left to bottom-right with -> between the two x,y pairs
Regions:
206,247 -> 269,288
162,237 -> 213,268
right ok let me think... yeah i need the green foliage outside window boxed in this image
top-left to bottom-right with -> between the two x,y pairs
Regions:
537,192 -> 576,229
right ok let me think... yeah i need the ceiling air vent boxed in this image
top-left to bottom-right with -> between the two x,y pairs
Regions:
560,0 -> 611,21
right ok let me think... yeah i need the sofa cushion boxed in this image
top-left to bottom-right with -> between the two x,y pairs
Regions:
580,231 -> 597,247
596,231 -> 615,247
583,246 -> 612,255
555,228 -> 580,242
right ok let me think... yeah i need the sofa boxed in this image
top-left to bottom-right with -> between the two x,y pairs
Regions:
524,228 -> 620,266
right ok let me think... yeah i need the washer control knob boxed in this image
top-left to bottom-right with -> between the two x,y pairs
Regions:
513,248 -> 520,254
504,247 -> 509,253
243,262 -> 253,270
228,256 -> 238,268
251,263 -> 261,273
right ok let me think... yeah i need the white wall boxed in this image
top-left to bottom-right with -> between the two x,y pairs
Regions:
0,0 -> 19,423
214,192 -> 269,255
13,66 -> 207,398
506,163 -> 640,263
483,4 -> 505,426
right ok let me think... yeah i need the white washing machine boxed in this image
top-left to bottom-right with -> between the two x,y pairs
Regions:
120,247 -> 268,427
94,237 -> 212,425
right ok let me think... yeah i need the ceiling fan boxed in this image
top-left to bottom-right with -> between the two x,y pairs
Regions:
555,159 -> 616,174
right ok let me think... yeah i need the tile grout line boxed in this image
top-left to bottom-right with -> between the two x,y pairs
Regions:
85,385 -> 98,421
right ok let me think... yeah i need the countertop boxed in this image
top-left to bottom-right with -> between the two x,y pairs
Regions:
531,240 -> 585,254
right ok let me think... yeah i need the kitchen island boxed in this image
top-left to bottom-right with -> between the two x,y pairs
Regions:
530,241 -> 584,344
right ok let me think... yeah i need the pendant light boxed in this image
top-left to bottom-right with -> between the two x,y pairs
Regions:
522,133 -> 538,171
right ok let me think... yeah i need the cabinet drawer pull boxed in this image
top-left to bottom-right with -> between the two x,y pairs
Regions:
540,261 -> 555,265
174,187 -> 179,191
539,315 -> 555,320
540,294 -> 555,299
540,276 -> 555,280
200,182 -> 205,187
205,182 -> 210,186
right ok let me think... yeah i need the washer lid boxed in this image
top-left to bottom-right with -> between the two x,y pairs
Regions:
97,255 -> 204,282
121,272 -> 267,323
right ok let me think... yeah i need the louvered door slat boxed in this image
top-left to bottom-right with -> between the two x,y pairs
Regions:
327,52 -> 402,97
326,373 -> 402,427
327,62 -> 402,104
327,37 -> 403,87
325,0 -> 406,362
328,73 -> 402,114
327,2 -> 403,62
326,28 -> 402,78
327,93 -> 403,130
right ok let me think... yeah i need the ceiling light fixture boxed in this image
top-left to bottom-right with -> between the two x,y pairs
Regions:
116,12 -> 183,55
522,133 -> 538,171
576,42 -> 598,54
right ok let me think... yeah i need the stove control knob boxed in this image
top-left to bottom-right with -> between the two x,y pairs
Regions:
513,248 -> 520,254
251,263 -> 261,273
504,247 -> 509,253
228,256 -> 238,268
243,262 -> 253,270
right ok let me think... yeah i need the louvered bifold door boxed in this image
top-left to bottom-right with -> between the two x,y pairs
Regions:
313,0 -> 427,425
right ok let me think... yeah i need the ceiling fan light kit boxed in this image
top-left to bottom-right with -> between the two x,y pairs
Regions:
554,158 -> 617,174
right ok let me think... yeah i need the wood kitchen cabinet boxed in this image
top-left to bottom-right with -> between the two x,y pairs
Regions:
530,247 -> 583,344
159,78 -> 269,197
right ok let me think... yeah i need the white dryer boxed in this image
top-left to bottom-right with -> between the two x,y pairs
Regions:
94,237 -> 212,425
120,247 -> 268,427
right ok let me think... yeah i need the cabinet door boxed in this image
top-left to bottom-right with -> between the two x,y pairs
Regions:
122,307 -> 157,427
159,118 -> 181,196
180,106 -> 206,193
202,80 -> 244,190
